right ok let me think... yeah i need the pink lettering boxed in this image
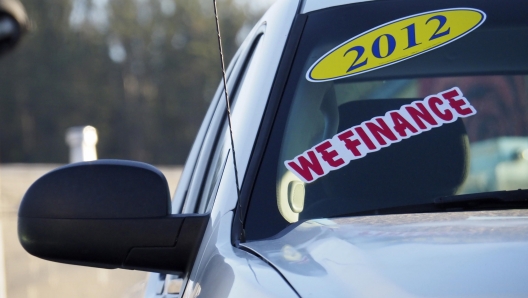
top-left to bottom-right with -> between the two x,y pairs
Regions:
405,102 -> 438,130
441,88 -> 475,116
315,141 -> 345,168
427,96 -> 454,122
338,130 -> 363,157
285,87 -> 476,183
365,117 -> 398,146
286,150 -> 324,182
354,126 -> 377,150
389,111 -> 418,137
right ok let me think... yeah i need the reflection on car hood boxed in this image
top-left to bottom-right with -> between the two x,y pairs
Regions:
242,210 -> 528,297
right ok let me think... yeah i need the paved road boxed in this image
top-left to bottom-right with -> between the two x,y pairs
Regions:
0,164 -> 183,298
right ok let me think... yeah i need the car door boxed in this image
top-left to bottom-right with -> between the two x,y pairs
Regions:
143,24 -> 266,298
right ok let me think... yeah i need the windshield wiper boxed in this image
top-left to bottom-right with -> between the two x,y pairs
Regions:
332,189 -> 528,218
434,189 -> 528,205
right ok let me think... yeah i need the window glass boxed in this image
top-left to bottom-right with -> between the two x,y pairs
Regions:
245,0 -> 528,240
197,34 -> 263,213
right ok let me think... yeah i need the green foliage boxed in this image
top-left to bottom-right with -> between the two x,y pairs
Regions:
0,0 -> 254,163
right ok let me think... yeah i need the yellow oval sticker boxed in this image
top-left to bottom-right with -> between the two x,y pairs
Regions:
307,8 -> 486,82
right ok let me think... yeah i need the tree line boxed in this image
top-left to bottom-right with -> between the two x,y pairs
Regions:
0,0 -> 258,164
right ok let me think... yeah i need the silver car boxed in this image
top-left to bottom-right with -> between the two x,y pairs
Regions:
18,0 -> 528,297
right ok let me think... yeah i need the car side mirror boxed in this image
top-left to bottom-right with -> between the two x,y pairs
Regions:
18,160 -> 208,274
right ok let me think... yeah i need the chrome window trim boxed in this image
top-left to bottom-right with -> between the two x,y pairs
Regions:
170,52 -> 240,214
181,27 -> 266,214
301,0 -> 373,14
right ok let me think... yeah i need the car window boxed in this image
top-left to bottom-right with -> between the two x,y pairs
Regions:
197,33 -> 263,214
171,52 -> 241,214
176,32 -> 263,215
244,0 -> 528,240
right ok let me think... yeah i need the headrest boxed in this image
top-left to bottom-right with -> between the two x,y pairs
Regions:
301,98 -> 470,219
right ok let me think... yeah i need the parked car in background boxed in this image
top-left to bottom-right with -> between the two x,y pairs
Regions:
17,0 -> 528,297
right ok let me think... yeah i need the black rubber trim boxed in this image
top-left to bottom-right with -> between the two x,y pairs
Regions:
232,6 -> 308,246
190,33 -> 265,214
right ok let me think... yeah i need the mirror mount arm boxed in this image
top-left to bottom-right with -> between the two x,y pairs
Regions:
123,214 -> 209,274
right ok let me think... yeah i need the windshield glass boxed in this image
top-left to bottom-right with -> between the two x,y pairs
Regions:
245,0 -> 528,240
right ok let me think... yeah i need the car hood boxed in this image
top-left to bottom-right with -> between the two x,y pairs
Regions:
242,210 -> 528,297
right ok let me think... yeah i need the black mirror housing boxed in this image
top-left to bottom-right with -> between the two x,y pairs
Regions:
18,160 -> 208,274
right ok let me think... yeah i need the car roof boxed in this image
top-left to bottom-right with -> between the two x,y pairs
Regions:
301,0 -> 373,14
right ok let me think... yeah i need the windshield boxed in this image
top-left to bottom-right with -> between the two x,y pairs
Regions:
244,0 -> 528,240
